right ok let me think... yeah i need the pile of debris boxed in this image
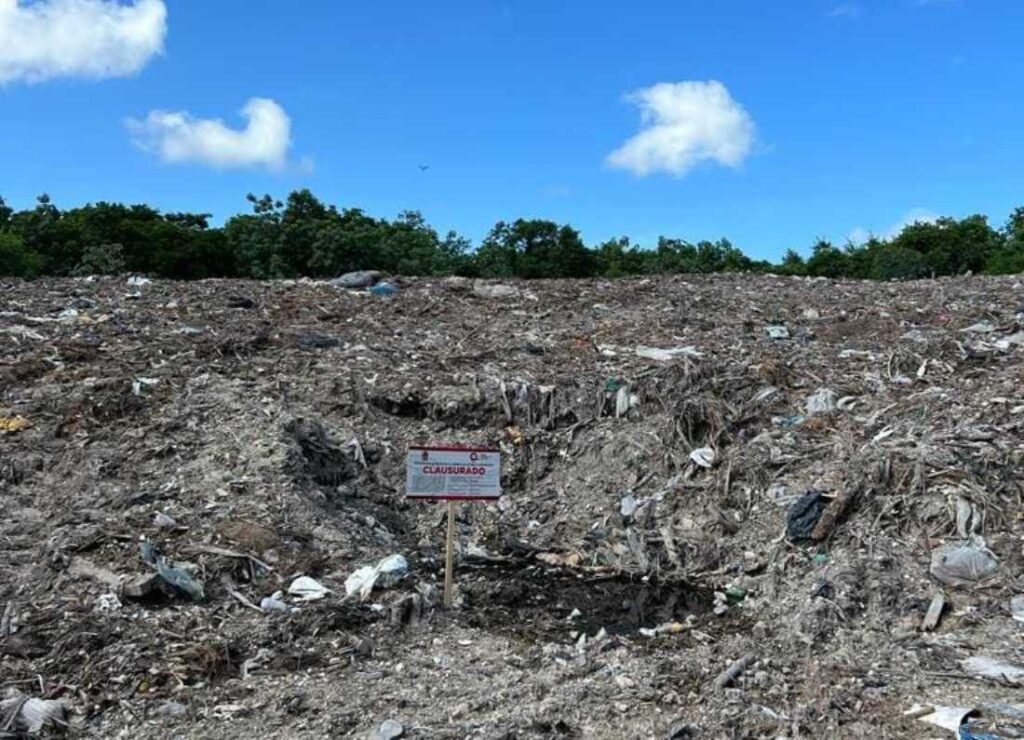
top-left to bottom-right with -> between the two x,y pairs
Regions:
2,272 -> 1023,738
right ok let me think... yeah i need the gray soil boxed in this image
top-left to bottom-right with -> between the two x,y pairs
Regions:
2,273 -> 1023,738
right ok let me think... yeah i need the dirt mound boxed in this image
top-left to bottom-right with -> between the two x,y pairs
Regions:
2,273 -> 1024,738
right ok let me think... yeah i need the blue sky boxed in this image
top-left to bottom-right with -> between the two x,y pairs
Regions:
0,0 -> 1020,259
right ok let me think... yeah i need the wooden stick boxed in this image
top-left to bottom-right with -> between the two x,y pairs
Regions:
444,500 -> 457,608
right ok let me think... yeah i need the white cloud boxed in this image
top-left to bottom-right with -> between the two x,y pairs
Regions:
607,80 -> 756,177
127,98 -> 299,171
846,208 -> 941,244
0,0 -> 166,84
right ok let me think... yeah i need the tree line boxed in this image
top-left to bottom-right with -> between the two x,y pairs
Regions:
2,189 -> 1023,280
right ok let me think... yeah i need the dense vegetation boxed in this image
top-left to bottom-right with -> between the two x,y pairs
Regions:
2,190 -> 1023,280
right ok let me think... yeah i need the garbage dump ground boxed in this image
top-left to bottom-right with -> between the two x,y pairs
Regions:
2,273 -> 1024,738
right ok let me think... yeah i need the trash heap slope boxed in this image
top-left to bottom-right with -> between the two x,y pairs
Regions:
1,273 -> 1023,738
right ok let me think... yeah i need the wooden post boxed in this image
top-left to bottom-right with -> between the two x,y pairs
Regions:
444,500 -> 457,608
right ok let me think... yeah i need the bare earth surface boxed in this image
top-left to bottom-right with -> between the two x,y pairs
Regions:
2,273 -> 1024,739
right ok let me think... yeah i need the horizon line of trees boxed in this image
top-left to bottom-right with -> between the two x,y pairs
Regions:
2,190 -> 1024,281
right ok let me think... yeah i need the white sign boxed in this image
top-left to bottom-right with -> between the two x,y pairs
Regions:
406,446 -> 502,500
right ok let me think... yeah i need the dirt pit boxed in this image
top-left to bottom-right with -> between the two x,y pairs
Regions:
460,566 -> 711,640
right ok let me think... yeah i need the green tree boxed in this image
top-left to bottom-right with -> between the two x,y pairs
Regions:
805,239 -> 849,278
476,219 -> 596,279
0,232 -> 42,277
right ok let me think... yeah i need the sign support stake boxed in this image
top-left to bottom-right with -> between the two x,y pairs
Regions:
444,500 -> 457,608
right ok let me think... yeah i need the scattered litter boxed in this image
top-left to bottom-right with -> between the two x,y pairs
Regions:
906,704 -> 973,735
0,415 -> 30,433
95,593 -> 122,613
960,655 -> 1024,685
786,491 -> 827,542
370,719 -> 405,740
296,333 -> 341,350
260,593 -> 291,613
962,321 -> 996,334
132,377 -> 159,396
370,282 -> 398,297
689,447 -> 716,468
153,511 -> 177,529
288,576 -> 331,602
140,541 -> 205,601
765,324 -> 790,340
126,276 -> 151,287
345,555 -> 409,600
153,701 -> 188,719
619,493 -> 638,525
330,270 -> 382,289
921,592 -> 946,631
1010,595 -> 1024,623
635,345 -> 703,362
0,692 -> 68,734
805,388 -> 838,416
930,540 -> 999,587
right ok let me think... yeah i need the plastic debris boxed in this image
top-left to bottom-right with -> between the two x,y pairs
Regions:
930,541 -> 999,587
0,415 -> 30,433
906,704 -> 973,735
132,377 -> 159,396
765,324 -> 790,340
0,692 -> 68,734
369,282 -> 398,297
288,576 -> 331,602
960,656 -> 1024,685
635,346 -> 703,362
260,593 -> 291,613
330,270 -> 382,289
153,512 -> 177,529
1010,595 -> 1024,623
962,321 -> 996,334
95,593 -> 122,613
370,719 -> 405,740
786,491 -> 827,542
344,554 -> 409,600
153,701 -> 188,719
126,276 -> 151,287
620,493 -> 638,525
805,388 -> 838,416
689,447 -> 716,468
140,541 -> 205,601
296,333 -> 341,350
